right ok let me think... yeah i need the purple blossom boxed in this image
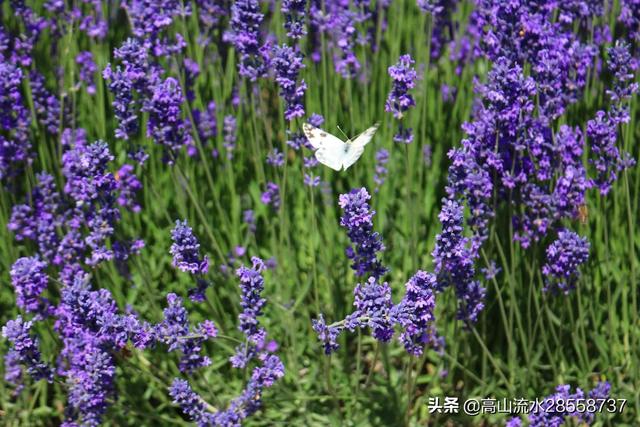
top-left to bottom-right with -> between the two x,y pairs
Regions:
272,44 -> 307,121
353,277 -> 394,342
76,51 -> 97,94
29,70 -> 62,135
385,54 -> 417,119
338,188 -> 388,279
528,382 -> 610,426
606,41 -> 639,124
393,271 -> 438,356
620,0 -> 640,43
115,164 -> 142,213
312,314 -> 343,355
373,148 -> 389,192
121,0 -> 188,56
170,219 -> 209,275
266,148 -> 285,167
168,379 -> 213,425
103,39 -> 160,140
155,293 -> 215,373
231,257 -> 267,368
261,182 -> 281,210
8,172 -> 61,262
282,0 -> 307,39
243,209 -> 257,234
143,77 -> 192,163
193,101 -> 217,143
10,256 -> 49,315
542,229 -> 590,294
2,316 -> 53,383
227,0 -> 270,81
223,115 -> 237,159
304,173 -> 320,187
432,198 -> 484,323
0,63 -> 31,179
386,54 -> 417,143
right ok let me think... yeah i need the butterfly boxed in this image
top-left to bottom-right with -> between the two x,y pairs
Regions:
302,122 -> 379,171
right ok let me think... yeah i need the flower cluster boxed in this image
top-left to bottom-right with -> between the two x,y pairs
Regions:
170,220 -> 209,274
227,0 -> 270,81
10,257 -> 49,315
272,44 -> 307,121
2,316 -> 53,383
542,229 -> 590,294
143,77 -> 192,163
338,188 -> 388,279
170,257 -> 284,426
155,293 -> 217,373
314,188 -> 439,356
0,63 -> 31,180
282,0 -> 307,40
385,54 -> 417,143
76,51 -> 98,95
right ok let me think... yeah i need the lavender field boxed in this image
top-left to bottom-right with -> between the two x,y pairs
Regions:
1,0 -> 639,426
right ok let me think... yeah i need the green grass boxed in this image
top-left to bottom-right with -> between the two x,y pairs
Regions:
0,1 -> 639,426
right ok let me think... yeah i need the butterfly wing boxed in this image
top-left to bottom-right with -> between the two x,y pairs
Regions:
342,123 -> 379,170
302,123 -> 347,171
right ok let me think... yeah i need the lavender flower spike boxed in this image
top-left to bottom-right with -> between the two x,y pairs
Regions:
2,316 -> 53,383
170,219 -> 210,275
386,54 -> 417,144
339,187 -> 388,279
10,256 -> 49,315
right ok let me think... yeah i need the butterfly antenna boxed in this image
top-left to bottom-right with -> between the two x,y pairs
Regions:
336,125 -> 350,140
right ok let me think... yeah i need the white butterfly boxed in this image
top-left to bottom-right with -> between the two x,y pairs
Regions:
302,122 -> 379,171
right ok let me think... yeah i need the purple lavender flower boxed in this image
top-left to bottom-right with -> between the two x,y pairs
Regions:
353,277 -> 394,342
606,41 -> 639,124
542,229 -> 589,294
223,115 -> 237,159
4,349 -> 23,395
55,276 -> 151,425
312,314 -> 343,354
272,44 -> 307,121
386,54 -> 417,143
282,0 -> 307,39
2,316 -> 53,382
261,182 -> 281,210
266,148 -> 285,167
193,101 -> 217,144
304,173 -> 320,187
243,209 -> 257,234
338,188 -> 388,279
155,293 -> 215,372
373,148 -> 389,192
8,172 -> 61,262
29,70 -> 62,135
432,198 -> 484,322
143,77 -> 192,163
227,0 -> 270,81
61,137 -> 122,266
169,379 -> 213,425
0,63 -> 31,180
620,0 -> 640,43
325,2 -> 360,78
528,382 -> 610,426
76,51 -> 97,95
103,39 -> 159,140
170,219 -> 209,275
393,271 -> 438,355
231,257 -> 267,368
115,164 -> 142,213
122,0 -> 187,56
481,261 -> 501,281
10,256 -> 49,315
